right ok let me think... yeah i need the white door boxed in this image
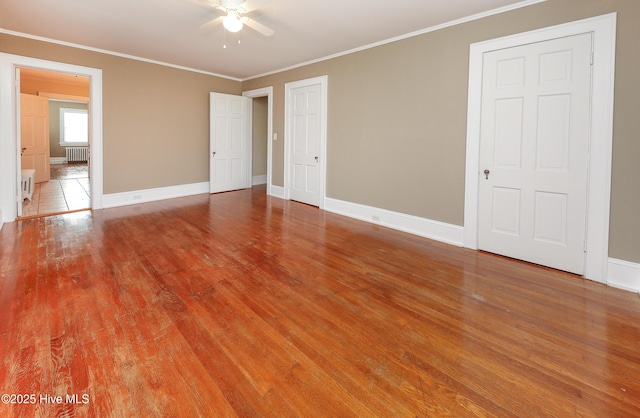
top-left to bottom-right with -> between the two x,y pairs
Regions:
287,81 -> 324,206
210,92 -> 251,193
478,33 -> 592,274
20,93 -> 50,183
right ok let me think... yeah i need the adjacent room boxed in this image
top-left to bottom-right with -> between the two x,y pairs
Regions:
19,68 -> 91,217
0,0 -> 639,416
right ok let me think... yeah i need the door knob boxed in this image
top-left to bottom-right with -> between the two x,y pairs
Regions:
484,169 -> 490,179
212,151 -> 216,156
314,156 -> 319,162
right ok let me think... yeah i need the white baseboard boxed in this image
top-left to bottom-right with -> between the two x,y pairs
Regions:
269,185 -> 285,199
252,175 -> 267,185
102,182 -> 209,209
50,157 -> 67,164
607,258 -> 640,293
100,183 -> 640,294
324,197 -> 464,247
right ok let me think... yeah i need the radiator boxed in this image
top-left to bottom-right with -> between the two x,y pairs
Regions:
66,146 -> 88,162
21,169 -> 35,201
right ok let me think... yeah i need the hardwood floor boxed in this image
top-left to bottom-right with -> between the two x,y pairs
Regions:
1,185 -> 639,417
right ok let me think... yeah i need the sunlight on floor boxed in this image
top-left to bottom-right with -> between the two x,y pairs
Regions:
21,163 -> 90,217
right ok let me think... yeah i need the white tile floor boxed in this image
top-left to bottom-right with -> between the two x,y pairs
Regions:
21,163 -> 90,217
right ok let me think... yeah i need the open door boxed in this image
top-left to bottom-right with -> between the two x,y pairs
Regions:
20,93 -> 50,184
209,92 -> 251,194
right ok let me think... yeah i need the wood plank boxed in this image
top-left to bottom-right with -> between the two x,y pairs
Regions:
0,185 -> 639,417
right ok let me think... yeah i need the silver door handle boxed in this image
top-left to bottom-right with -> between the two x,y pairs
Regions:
314,156 -> 319,162
484,169 -> 490,179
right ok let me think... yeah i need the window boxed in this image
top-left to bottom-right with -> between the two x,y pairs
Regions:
60,108 -> 88,146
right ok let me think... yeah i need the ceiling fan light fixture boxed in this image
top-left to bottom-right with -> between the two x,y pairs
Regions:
223,11 -> 243,32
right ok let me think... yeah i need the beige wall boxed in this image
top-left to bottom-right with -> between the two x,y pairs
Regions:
243,0 -> 640,264
1,33 -> 241,194
1,0 -> 638,263
252,96 -> 268,177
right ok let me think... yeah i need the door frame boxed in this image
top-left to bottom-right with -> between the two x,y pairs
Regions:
284,75 -> 328,208
243,86 -> 274,195
0,53 -> 103,222
463,13 -> 617,283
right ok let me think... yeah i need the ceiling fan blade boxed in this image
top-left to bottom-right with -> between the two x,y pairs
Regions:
243,17 -> 274,37
240,0 -> 272,13
199,16 -> 224,33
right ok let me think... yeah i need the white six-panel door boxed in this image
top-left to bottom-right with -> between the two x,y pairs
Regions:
478,33 -> 593,274
289,84 -> 323,206
210,92 -> 251,194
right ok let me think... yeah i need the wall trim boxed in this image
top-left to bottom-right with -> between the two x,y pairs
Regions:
252,175 -> 267,185
0,29 -> 241,82
2,2 -> 546,83
607,258 -> 640,293
244,0 -> 547,81
50,157 -> 67,164
324,197 -> 464,247
102,182 -> 209,209
269,185 -> 285,199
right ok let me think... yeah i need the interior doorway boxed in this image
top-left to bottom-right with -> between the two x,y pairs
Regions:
19,68 -> 91,218
0,53 -> 103,224
463,14 -> 616,284
243,86 -> 274,195
251,96 -> 268,188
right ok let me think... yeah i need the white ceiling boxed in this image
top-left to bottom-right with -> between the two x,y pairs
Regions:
0,0 -> 537,80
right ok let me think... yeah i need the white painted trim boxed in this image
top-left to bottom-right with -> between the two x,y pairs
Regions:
284,75 -> 328,209
0,53 -> 104,223
607,258 -> 640,294
50,157 -> 67,164
325,197 -> 464,247
2,2 -> 545,83
270,185 -> 285,199
252,175 -> 267,185
0,29 -> 241,82
244,0 -> 547,81
242,86 -> 274,195
463,13 -> 617,284
102,182 -> 209,209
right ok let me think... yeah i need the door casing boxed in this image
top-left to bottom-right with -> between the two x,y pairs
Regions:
243,86 -> 274,195
284,75 -> 328,208
463,13 -> 617,284
0,53 -> 103,222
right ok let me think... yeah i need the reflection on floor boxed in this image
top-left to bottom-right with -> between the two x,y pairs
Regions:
21,163 -> 90,217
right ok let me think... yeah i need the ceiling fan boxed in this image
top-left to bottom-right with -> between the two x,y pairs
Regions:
200,0 -> 274,37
